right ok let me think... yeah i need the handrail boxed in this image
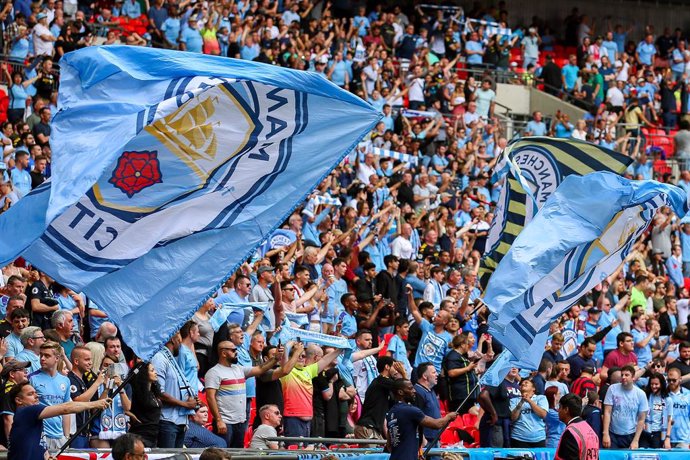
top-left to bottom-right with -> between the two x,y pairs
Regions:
265,436 -> 388,445
536,80 -> 597,113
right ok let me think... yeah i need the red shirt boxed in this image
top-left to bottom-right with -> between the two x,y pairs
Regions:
602,349 -> 638,369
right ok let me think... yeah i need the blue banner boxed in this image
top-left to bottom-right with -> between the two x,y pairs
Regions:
0,46 -> 380,361
259,228 -> 297,257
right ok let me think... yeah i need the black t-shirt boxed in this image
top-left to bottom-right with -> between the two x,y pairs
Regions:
357,375 -> 396,433
444,350 -> 477,402
397,183 -> 415,208
34,74 -> 55,100
128,389 -> 161,446
485,383 -> 511,419
30,171 -> 45,190
68,370 -> 97,429
255,365 -> 284,413
28,281 -> 57,329
312,372 -> 329,420
0,380 -> 16,446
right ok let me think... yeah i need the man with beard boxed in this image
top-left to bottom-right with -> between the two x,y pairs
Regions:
205,340 -> 278,448
151,332 -> 199,448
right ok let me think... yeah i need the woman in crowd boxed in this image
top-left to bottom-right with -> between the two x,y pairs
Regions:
0,181 -> 19,213
3,67 -> 38,124
643,372 -> 673,448
184,403 -> 226,448
444,333 -> 478,414
128,361 -> 162,447
192,297 -> 215,376
509,379 -> 548,448
544,386 -> 565,448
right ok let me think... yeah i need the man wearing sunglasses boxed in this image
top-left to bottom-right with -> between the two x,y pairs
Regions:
205,340 -> 278,448
667,368 -> 690,448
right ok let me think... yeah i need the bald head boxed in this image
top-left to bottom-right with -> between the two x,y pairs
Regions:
96,322 -> 118,341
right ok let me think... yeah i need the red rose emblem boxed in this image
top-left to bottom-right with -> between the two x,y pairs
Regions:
109,151 -> 163,198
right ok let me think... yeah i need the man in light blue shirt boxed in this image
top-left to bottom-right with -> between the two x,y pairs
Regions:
151,332 -> 197,448
672,41 -> 687,80
179,18 -> 203,53
525,111 -> 547,136
561,55 -> 579,92
631,313 -> 656,368
668,368 -> 690,448
409,295 -> 451,373
28,341 -> 71,450
602,31 -> 618,62
465,32 -> 484,66
353,7 -> 370,37
121,0 -> 142,18
10,151 -> 31,198
636,34 -> 656,66
282,2 -> 300,25
603,365 -> 649,449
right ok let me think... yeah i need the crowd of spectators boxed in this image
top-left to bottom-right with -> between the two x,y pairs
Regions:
3,0 -> 690,457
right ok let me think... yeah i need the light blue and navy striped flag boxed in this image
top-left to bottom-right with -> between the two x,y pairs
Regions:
479,137 -> 633,289
0,46 -> 380,361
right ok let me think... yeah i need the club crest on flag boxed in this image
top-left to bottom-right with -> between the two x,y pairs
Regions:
38,79 -> 303,272
510,145 -> 561,205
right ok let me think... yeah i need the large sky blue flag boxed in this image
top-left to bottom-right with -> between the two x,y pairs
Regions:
0,46 -> 380,360
483,172 -> 688,370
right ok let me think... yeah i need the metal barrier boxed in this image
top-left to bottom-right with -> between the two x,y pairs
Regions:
265,436 -> 388,446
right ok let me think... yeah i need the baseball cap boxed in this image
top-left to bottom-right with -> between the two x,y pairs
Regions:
588,307 -> 601,315
257,266 -> 274,275
36,12 -> 47,20
1,361 -> 30,378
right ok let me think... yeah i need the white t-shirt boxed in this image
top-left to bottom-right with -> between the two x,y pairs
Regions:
357,162 -> 377,184
408,77 -> 425,103
606,87 -> 624,107
390,235 -> 414,259
615,61 -> 630,82
205,363 -> 252,424
678,299 -> 690,326
33,24 -> 54,56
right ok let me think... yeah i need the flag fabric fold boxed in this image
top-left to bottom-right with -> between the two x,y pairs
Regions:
483,172 -> 687,370
0,46 -> 380,361
479,137 -> 633,289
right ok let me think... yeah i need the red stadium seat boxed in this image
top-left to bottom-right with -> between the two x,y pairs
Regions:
244,425 -> 254,448
440,427 -> 460,446
461,413 -> 477,428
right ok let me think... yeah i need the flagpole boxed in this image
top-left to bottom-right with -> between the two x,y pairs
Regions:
53,360 -> 147,458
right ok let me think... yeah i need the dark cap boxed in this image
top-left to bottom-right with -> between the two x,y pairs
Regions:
588,307 -> 601,315
1,361 -> 30,378
257,266 -> 275,275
